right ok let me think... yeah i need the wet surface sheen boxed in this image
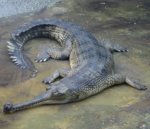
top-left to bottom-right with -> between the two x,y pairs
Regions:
0,0 -> 150,129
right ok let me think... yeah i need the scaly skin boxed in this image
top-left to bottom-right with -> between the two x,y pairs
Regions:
3,19 -> 147,113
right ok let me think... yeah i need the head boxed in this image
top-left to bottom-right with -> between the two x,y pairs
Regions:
47,85 -> 78,102
49,86 -> 69,99
3,103 -> 13,114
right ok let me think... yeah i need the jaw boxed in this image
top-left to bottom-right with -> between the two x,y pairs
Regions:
3,90 -> 69,113
3,86 -> 74,113
3,91 -> 51,113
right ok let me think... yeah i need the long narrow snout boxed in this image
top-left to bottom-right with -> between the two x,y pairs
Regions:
3,91 -> 51,113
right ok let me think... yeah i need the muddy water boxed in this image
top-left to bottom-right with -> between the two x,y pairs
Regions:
0,0 -> 150,129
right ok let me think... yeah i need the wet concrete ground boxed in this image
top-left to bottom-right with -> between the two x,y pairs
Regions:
0,0 -> 150,129
0,0 -> 60,18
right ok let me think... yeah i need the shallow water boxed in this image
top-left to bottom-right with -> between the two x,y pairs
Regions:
0,0 -> 150,129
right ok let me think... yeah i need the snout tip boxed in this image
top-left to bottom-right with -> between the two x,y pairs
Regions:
3,103 -> 13,114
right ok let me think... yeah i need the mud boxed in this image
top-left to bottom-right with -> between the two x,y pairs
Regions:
0,0 -> 150,129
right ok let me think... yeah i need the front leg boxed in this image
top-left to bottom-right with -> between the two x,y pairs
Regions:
35,38 -> 72,63
43,68 -> 71,84
34,47 -> 66,63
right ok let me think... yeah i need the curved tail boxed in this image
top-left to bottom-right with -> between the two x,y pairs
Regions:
7,39 -> 37,77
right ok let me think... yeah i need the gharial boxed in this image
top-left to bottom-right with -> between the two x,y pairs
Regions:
3,19 -> 147,113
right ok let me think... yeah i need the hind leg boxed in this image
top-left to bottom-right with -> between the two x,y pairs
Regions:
125,77 -> 147,90
106,74 -> 147,90
110,44 -> 128,53
99,40 -> 128,53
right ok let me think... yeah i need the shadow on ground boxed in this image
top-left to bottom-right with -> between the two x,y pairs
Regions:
0,0 -> 150,129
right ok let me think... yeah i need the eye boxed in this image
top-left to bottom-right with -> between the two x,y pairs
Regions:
53,91 -> 63,96
53,91 -> 59,96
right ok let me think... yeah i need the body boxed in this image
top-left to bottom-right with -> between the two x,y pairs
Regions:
3,19 -> 146,113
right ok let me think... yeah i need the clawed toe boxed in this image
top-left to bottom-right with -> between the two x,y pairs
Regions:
35,57 -> 50,63
114,48 -> 128,53
35,50 -> 50,63
42,80 -> 49,84
42,79 -> 52,84
119,48 -> 128,52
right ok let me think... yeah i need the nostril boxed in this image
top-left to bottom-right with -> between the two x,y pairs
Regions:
3,103 -> 13,113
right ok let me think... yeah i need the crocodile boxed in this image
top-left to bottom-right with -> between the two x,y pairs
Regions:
3,19 -> 147,113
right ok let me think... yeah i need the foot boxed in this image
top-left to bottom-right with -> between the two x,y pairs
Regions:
126,77 -> 147,90
112,44 -> 128,53
132,81 -> 147,90
35,50 -> 50,63
42,76 -> 56,84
